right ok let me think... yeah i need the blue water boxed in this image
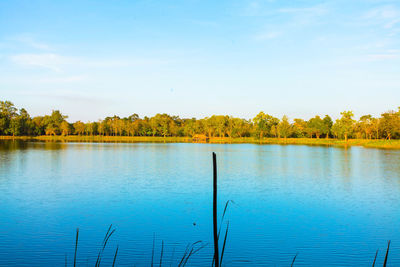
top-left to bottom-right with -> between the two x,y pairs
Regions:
0,141 -> 399,266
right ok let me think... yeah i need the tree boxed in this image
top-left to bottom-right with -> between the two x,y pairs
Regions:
86,122 -> 98,136
380,111 -> 400,140
183,119 -> 196,137
42,110 -> 68,136
45,124 -> 58,136
128,114 -> 139,122
73,121 -> 85,135
149,116 -> 159,136
308,115 -> 324,138
60,121 -> 72,136
0,100 -> 17,118
333,111 -> 355,142
32,116 -> 45,135
231,118 -> 248,138
292,119 -> 308,138
0,101 -> 17,135
277,115 -> 292,139
204,116 -> 217,138
215,115 -> 228,137
253,112 -> 278,139
253,112 -> 268,139
8,117 -> 22,136
322,115 -> 333,138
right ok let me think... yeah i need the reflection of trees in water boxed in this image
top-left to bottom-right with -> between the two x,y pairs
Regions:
252,145 -> 360,192
0,140 -> 67,151
0,140 -> 68,178
378,150 -> 400,189
340,146 -> 352,191
0,140 -> 29,171
0,140 -> 29,151
342,146 -> 351,177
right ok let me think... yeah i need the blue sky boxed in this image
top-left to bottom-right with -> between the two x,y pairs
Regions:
0,0 -> 399,122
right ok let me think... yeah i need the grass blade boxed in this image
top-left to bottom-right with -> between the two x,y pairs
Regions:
160,240 -> 164,267
74,228 -> 79,267
383,240 -> 390,267
103,229 -> 115,250
181,241 -> 206,267
372,249 -> 378,267
112,245 -> 119,267
220,221 -> 229,266
103,224 -> 112,244
291,253 -> 298,267
178,244 -> 190,267
95,225 -> 116,267
217,200 -> 232,239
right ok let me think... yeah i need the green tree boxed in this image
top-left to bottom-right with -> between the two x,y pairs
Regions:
73,121 -> 85,135
45,124 -> 58,136
204,116 -> 217,138
0,100 -> 17,135
333,111 -> 355,141
277,115 -> 292,139
60,121 -> 72,136
308,115 -> 324,138
322,115 -> 333,138
253,112 -> 278,139
215,115 -> 228,137
183,118 -> 196,137
231,118 -> 248,138
292,119 -> 308,138
380,111 -> 400,140
8,117 -> 22,136
32,116 -> 45,135
42,110 -> 68,135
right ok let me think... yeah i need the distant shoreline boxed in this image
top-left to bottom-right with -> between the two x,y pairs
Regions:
1,136 -> 400,149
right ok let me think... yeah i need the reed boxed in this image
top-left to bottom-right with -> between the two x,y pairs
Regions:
291,253 -> 298,267
74,228 -> 79,267
157,240 -> 162,266
383,240 -> 390,267
95,224 -> 116,267
112,246 -> 118,267
372,249 -> 378,267
178,241 -> 206,267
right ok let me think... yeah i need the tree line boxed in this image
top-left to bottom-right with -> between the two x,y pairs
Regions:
1,100 -> 400,140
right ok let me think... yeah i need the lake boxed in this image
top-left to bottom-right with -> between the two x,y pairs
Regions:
0,141 -> 399,266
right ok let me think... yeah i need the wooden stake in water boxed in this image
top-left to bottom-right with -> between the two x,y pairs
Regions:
213,152 -> 219,267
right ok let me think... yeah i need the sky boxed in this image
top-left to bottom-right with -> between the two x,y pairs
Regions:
0,0 -> 399,122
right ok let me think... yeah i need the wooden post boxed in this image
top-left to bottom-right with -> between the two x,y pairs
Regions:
213,152 -> 219,267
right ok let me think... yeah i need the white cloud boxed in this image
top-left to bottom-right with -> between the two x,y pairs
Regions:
37,75 -> 87,83
363,5 -> 400,29
247,2 -> 331,42
278,5 -> 328,17
10,53 -> 73,72
10,52 -> 169,72
14,35 -> 51,50
367,50 -> 399,61
254,31 -> 281,40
